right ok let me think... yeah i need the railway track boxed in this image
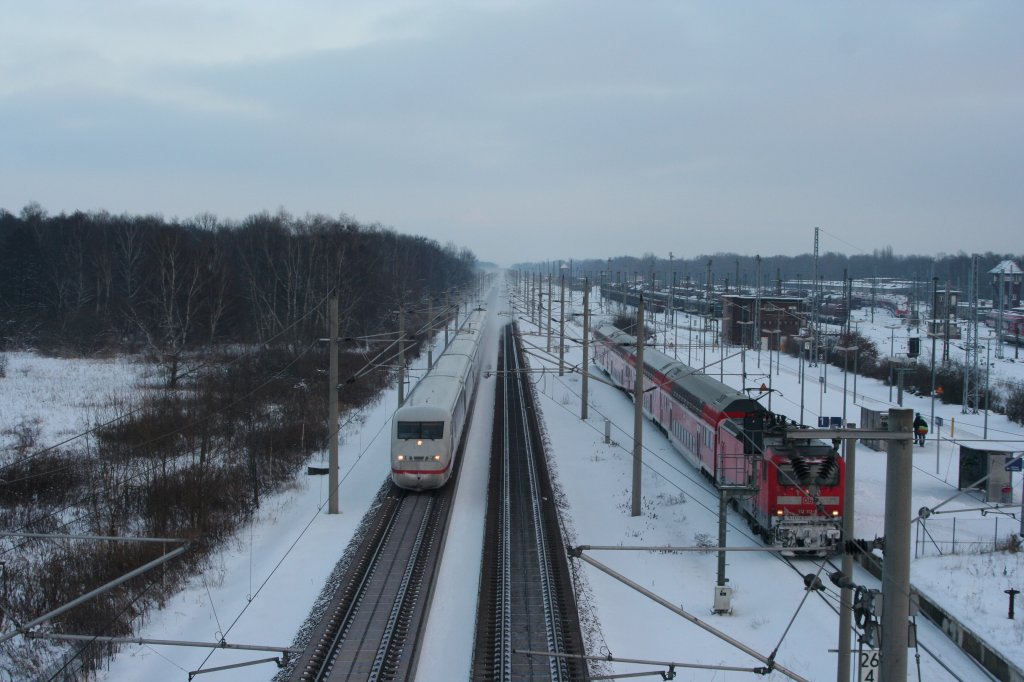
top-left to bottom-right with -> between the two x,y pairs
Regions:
472,323 -> 588,681
286,483 -> 454,682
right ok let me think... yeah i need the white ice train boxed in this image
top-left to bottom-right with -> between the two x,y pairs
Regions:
390,308 -> 486,490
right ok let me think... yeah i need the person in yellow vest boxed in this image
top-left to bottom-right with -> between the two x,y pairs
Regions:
913,413 -> 928,446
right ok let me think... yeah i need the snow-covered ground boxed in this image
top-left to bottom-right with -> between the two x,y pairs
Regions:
0,353 -> 147,455
515,293 -> 1018,681
4,276 -> 1023,680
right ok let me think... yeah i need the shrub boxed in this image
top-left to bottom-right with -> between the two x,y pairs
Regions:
0,338 -> 399,676
935,362 -> 965,405
0,449 -> 84,507
1006,382 -> 1024,425
824,332 -> 879,376
998,533 -> 1021,554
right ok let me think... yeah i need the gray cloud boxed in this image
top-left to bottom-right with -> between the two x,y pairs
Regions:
1,1 -> 1020,265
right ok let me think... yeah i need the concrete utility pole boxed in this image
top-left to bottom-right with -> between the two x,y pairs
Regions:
532,271 -> 538,326
811,227 -> 820,367
426,317 -> 433,371
943,278 -> 951,365
547,276 -> 553,354
536,276 -> 543,330
998,270 -> 1006,359
794,336 -> 806,426
755,254 -> 762,368
667,270 -> 675,358
559,269 -> 566,376
789,423 -> 912,682
705,259 -> 713,317
582,281 -> 590,420
836,426 -> 857,682
666,252 -> 675,354
845,272 -> 852,337
881,408 -> 914,682
963,255 -> 980,413
444,290 -> 451,347
397,305 -> 406,405
931,277 -> 939,473
632,297 -> 645,517
328,296 -> 340,515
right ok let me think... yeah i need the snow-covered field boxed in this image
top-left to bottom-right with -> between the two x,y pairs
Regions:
3,276 -> 1023,681
0,353 -> 147,455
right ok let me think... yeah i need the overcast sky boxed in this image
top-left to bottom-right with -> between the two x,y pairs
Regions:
1,1 -> 1020,266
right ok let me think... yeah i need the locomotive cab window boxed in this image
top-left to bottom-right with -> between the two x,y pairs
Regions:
396,421 -> 445,440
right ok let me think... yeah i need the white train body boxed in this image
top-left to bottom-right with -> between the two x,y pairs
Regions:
390,309 -> 486,490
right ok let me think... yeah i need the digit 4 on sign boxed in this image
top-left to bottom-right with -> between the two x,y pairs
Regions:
859,649 -> 880,682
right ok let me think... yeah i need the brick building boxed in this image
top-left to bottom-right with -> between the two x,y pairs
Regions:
721,295 -> 803,349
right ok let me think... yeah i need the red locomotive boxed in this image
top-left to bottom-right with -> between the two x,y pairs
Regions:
593,323 -> 844,554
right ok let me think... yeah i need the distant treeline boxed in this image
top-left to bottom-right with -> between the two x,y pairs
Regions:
518,249 -> 1023,290
0,204 -> 477,355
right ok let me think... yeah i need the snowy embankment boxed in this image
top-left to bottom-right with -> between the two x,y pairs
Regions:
4,279 -> 1023,680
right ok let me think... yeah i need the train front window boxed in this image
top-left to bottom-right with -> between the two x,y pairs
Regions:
421,422 -> 444,439
397,421 -> 444,440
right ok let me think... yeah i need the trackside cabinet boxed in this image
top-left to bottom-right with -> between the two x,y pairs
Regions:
859,407 -> 889,452
958,445 -> 1015,503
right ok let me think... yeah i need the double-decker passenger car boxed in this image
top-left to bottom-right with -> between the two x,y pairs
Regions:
390,308 -> 486,490
593,322 -> 843,554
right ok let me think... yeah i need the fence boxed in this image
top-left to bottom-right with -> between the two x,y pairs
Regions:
914,511 -> 1020,559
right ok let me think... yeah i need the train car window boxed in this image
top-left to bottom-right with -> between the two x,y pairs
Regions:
397,422 -> 445,439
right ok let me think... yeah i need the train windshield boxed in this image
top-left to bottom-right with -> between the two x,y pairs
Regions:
396,421 -> 445,440
775,460 -> 840,487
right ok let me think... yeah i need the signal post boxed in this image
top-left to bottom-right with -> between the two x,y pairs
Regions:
787,411 -> 913,682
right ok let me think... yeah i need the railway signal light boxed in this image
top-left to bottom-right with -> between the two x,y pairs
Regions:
908,336 -> 920,358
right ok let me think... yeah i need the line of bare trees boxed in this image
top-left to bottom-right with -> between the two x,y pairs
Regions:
0,204 -> 476,375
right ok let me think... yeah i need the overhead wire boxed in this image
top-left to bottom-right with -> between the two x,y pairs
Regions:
0,289 -> 334,477
5,290 -> 464,672
1,289 -> 456,553
0,291 -> 440,558
189,304 -> 465,675
519,299 -> 845,675
187,281 -> 499,673
0,336 -> 323,561
0,272 -> 474,669
554,284 -> 999,680
524,287 -> 985,679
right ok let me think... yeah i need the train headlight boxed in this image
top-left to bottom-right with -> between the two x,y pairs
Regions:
417,440 -> 423,446
832,510 -> 840,516
776,509 -> 785,516
397,454 -> 405,461
433,454 -> 442,461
